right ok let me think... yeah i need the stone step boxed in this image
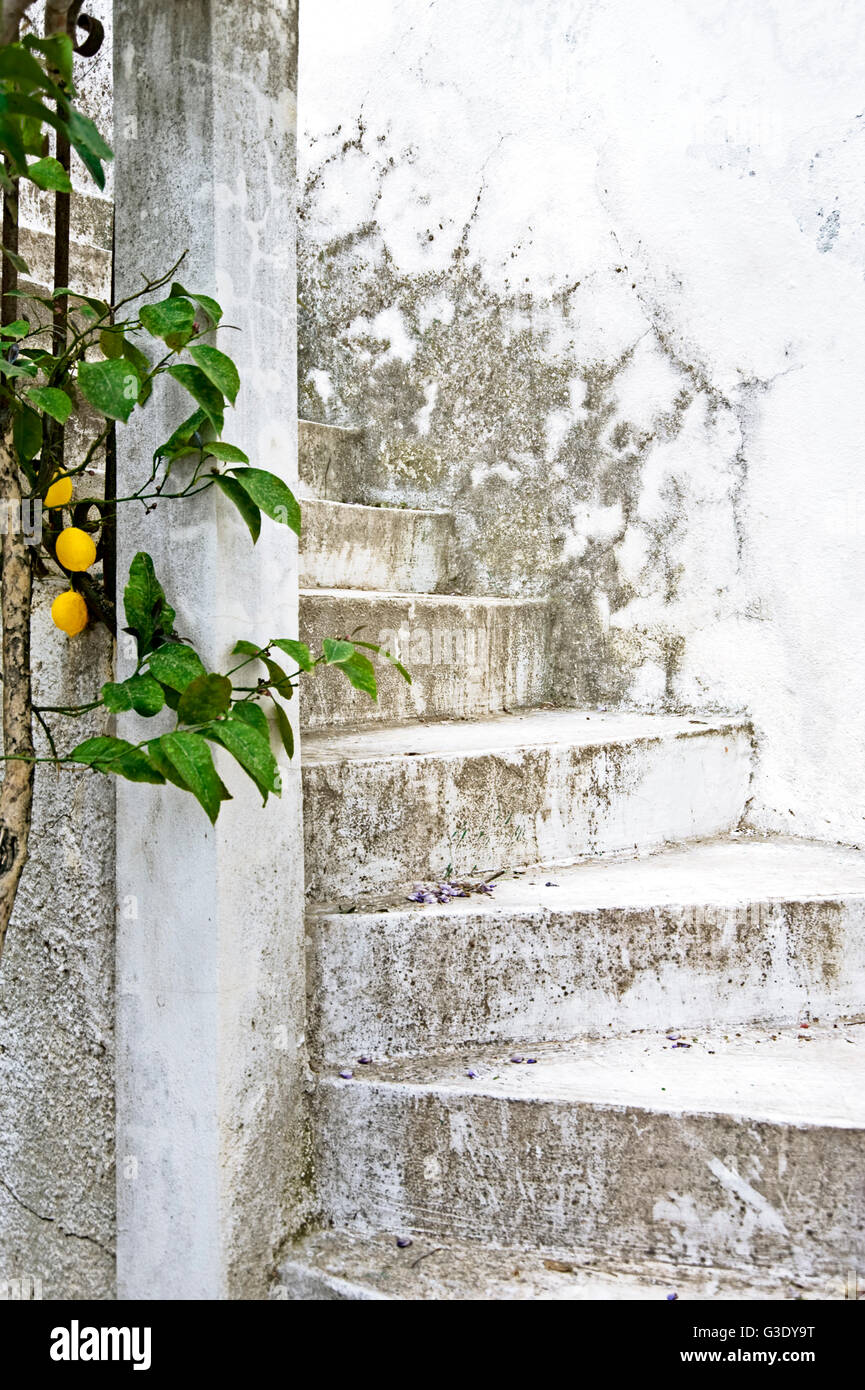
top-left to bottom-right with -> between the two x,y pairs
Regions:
298,420 -> 363,501
299,589 -> 548,730
300,498 -> 456,593
307,836 -> 865,1060
274,1228 -> 842,1301
301,709 -> 752,899
312,1023 -> 865,1281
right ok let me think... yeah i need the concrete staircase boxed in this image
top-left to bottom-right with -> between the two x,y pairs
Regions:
281,421 -> 865,1301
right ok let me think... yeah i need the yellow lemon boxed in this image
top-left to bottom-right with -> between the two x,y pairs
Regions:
51,590 -> 88,636
44,473 -> 73,508
55,526 -> 96,572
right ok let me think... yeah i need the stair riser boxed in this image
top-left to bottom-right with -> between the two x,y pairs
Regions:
273,1270 -> 392,1301
300,500 -> 455,593
299,592 -> 548,730
314,1082 -> 865,1278
298,421 -> 364,501
302,727 -> 752,899
308,897 -> 865,1060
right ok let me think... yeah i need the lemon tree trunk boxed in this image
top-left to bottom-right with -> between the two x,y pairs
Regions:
0,430 -> 34,964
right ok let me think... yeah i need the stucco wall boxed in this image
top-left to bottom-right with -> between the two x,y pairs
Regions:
0,0 -> 116,1300
298,0 -> 865,848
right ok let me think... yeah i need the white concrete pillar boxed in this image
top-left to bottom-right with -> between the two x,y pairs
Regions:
112,1 -> 306,1298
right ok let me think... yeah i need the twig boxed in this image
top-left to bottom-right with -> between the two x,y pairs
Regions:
410,1246 -> 444,1269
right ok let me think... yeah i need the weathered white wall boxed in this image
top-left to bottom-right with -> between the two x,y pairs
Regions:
298,0 -> 865,848
0,0 -> 116,1301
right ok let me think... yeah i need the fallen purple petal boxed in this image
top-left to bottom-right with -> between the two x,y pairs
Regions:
407,888 -> 436,903
466,1068 -> 478,1078
338,1069 -> 353,1079
509,1055 -> 524,1063
357,1056 -> 372,1064
396,1237 -> 413,1249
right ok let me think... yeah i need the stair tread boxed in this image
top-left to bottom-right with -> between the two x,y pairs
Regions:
276,1228 -> 837,1301
308,833 -> 865,916
300,586 -> 545,605
301,497 -> 451,520
301,706 -> 749,766
318,1021 -> 865,1128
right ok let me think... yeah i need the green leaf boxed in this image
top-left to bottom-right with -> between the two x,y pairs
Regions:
167,364 -> 224,432
99,326 -> 125,359
0,359 -> 37,380
0,319 -> 30,339
205,442 -> 248,463
100,680 -> 132,713
159,731 -> 227,823
177,672 -> 232,725
263,656 -> 293,697
332,650 -> 378,700
120,336 -> 150,375
25,156 -> 72,192
123,551 -> 175,655
68,735 -> 126,767
78,358 -> 140,423
126,674 -> 166,717
66,105 -> 113,161
13,406 -> 42,464
228,468 -> 300,535
19,349 -> 56,366
232,702 -> 270,741
139,296 -> 195,349
52,288 -> 109,316
320,639 -> 378,698
0,45 -> 51,88
24,33 -> 74,87
148,642 -> 206,693
101,673 -> 165,718
213,473 -> 260,544
170,283 -> 223,326
68,735 -> 165,784
147,738 -> 190,790
204,717 -> 281,804
322,638 -> 355,665
228,640 -> 292,693
189,345 -> 239,405
272,639 -> 313,671
66,108 -> 112,190
120,338 -> 152,403
0,114 -> 28,172
25,386 -> 72,424
271,697 -> 294,761
1,246 -> 30,275
349,638 -> 412,684
154,407 -> 208,461
3,289 -> 54,306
